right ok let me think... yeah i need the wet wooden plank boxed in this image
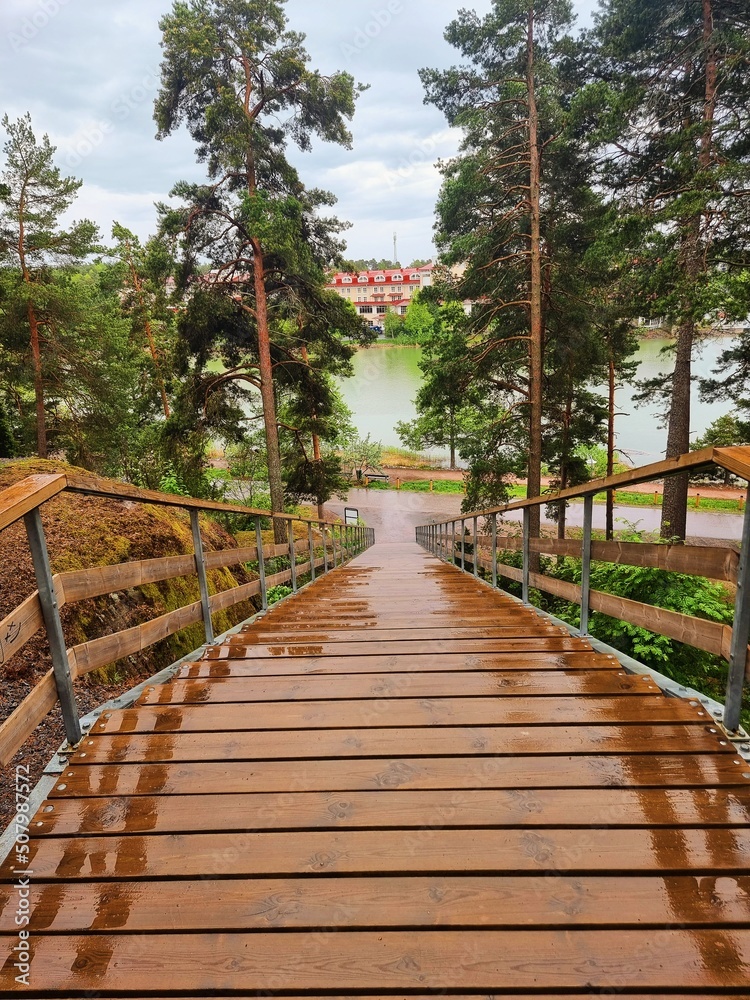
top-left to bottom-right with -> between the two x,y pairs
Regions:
66,729 -> 739,769
180,650 -> 621,678
4,875 -> 749,934
2,928 -> 750,992
141,670 -> 653,705
91,695 -> 709,735
234,625 -> 566,644
31,788 -> 750,837
204,637 -> 620,659
50,752 -> 748,797
10,827 -> 750,882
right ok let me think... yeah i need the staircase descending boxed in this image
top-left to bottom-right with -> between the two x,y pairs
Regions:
1,540 -> 749,995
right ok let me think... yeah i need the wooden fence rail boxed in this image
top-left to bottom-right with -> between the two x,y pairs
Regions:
0,472 -> 375,766
418,444 -> 750,737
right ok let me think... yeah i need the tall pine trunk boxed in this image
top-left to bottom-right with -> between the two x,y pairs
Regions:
527,3 -> 544,564
246,143 -> 286,542
660,0 -> 717,541
27,300 -> 47,459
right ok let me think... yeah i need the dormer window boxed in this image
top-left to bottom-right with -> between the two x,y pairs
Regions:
358,275 -> 369,283
342,276 -> 353,284
391,273 -> 403,282
375,275 -> 385,283
410,274 -> 421,281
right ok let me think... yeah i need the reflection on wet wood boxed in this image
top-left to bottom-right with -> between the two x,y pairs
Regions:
4,541 -> 749,997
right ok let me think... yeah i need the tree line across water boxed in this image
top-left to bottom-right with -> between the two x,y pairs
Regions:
1,0 -> 750,549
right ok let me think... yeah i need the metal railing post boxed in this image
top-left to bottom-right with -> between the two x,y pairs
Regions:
332,525 -> 338,568
308,524 -> 316,582
24,509 -> 82,748
491,513 -> 498,589
522,508 -> 531,605
473,517 -> 479,578
725,498 -> 750,733
190,510 -> 215,645
322,524 -> 329,574
580,496 -> 594,637
461,519 -> 466,572
256,517 -> 268,610
288,520 -> 298,594
452,521 -> 457,566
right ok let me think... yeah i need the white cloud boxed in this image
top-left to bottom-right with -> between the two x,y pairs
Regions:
1,0 -> 597,259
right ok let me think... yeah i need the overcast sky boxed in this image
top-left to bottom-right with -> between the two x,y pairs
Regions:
1,0 -> 597,264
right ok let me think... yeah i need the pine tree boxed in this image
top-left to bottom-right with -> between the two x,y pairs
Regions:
154,0 -> 365,533
0,114 -> 99,457
592,0 -> 750,538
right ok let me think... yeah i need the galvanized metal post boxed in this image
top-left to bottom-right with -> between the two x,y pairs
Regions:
725,498 -> 750,733
322,524 -> 329,574
452,521 -> 457,566
190,510 -> 215,645
308,524 -> 316,582
461,519 -> 466,573
473,517 -> 479,578
332,525 -> 338,568
287,520 -> 298,594
491,513 -> 498,590
522,508 -> 531,605
24,509 -> 82,748
255,518 -> 268,610
580,496 -> 594,637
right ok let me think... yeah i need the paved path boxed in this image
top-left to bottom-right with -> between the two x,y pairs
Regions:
329,488 -> 744,544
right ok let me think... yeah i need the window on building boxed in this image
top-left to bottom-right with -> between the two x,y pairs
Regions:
400,306 -> 408,315
358,275 -> 369,283
342,276 -> 352,284
359,305 -> 373,314
392,274 -> 403,281
375,275 -> 385,283
376,306 -> 387,314
410,274 -> 421,281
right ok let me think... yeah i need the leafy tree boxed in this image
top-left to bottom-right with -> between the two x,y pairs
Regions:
402,293 -> 436,344
341,433 -> 383,482
396,302 -> 479,469
422,0 -> 578,544
691,413 -> 748,484
110,223 -> 176,420
589,0 -> 750,538
154,0 -> 366,530
0,113 -> 99,457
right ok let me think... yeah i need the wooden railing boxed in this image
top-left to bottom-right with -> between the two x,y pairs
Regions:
417,445 -> 750,737
0,472 -> 375,766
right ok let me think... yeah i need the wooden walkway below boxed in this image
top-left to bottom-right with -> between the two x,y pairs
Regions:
1,541 -> 749,995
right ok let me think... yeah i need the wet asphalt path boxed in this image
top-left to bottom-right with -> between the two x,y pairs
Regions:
328,488 -> 744,545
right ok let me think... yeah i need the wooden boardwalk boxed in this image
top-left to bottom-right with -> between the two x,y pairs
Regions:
1,541 -> 749,995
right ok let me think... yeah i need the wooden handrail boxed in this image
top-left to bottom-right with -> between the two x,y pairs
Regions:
0,470 -> 375,766
472,535 -> 739,583
419,446 -> 750,734
0,474 -> 67,532
458,445 -> 750,520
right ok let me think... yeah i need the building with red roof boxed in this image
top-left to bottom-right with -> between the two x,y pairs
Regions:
326,264 -> 434,330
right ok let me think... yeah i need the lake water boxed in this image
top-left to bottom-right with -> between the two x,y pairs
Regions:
336,337 -> 737,466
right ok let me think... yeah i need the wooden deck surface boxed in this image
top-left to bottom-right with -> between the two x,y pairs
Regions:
1,541 -> 749,996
